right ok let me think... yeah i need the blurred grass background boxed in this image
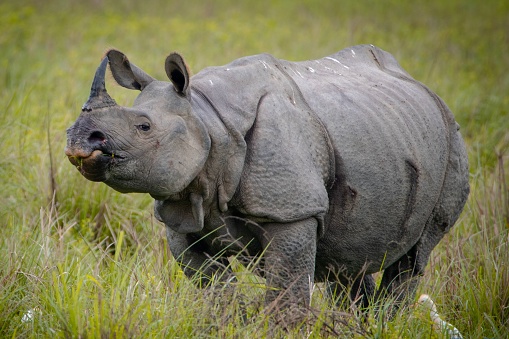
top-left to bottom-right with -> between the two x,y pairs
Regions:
1,0 -> 508,337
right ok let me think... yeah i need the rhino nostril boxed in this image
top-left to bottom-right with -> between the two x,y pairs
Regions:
88,131 -> 107,145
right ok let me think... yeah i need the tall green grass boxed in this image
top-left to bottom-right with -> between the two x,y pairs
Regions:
1,0 -> 508,337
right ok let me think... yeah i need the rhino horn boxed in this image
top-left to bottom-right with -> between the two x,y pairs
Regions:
81,56 -> 117,112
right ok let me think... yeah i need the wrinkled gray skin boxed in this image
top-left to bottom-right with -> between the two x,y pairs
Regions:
66,45 -> 469,312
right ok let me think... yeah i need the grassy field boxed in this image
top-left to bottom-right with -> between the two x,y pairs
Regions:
1,0 -> 508,337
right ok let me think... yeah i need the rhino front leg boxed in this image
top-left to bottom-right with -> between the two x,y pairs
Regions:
165,227 -> 232,286
260,218 -> 318,313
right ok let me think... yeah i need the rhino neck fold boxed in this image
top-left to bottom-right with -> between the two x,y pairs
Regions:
152,86 -> 247,232
190,88 -> 250,213
154,192 -> 204,233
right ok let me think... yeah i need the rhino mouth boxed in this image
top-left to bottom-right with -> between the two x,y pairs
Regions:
66,149 -> 125,182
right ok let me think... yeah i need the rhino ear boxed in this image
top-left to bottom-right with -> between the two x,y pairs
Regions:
106,49 -> 155,91
165,52 -> 190,95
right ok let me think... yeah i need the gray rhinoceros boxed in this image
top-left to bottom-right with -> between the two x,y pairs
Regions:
65,45 -> 469,312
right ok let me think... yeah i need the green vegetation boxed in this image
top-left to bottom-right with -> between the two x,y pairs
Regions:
1,0 -> 507,337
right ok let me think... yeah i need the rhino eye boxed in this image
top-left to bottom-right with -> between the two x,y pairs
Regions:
136,123 -> 151,132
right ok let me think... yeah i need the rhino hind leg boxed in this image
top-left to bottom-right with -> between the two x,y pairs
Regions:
374,198 -> 458,318
327,274 -> 376,310
375,126 -> 469,315
374,243 -> 423,316
350,274 -> 376,308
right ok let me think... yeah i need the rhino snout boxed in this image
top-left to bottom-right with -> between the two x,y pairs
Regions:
65,147 -> 112,181
65,128 -> 110,157
65,128 -> 119,182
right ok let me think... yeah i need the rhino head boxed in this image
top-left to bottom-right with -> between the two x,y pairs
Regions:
65,50 -> 210,200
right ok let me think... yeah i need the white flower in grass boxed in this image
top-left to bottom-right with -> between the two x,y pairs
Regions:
418,294 -> 463,339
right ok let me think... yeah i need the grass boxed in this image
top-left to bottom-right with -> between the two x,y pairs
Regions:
1,0 -> 508,337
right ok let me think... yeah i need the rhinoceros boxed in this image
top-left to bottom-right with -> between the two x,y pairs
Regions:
65,45 -> 469,313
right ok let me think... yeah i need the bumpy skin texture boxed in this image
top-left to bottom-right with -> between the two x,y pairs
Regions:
66,45 -> 469,311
